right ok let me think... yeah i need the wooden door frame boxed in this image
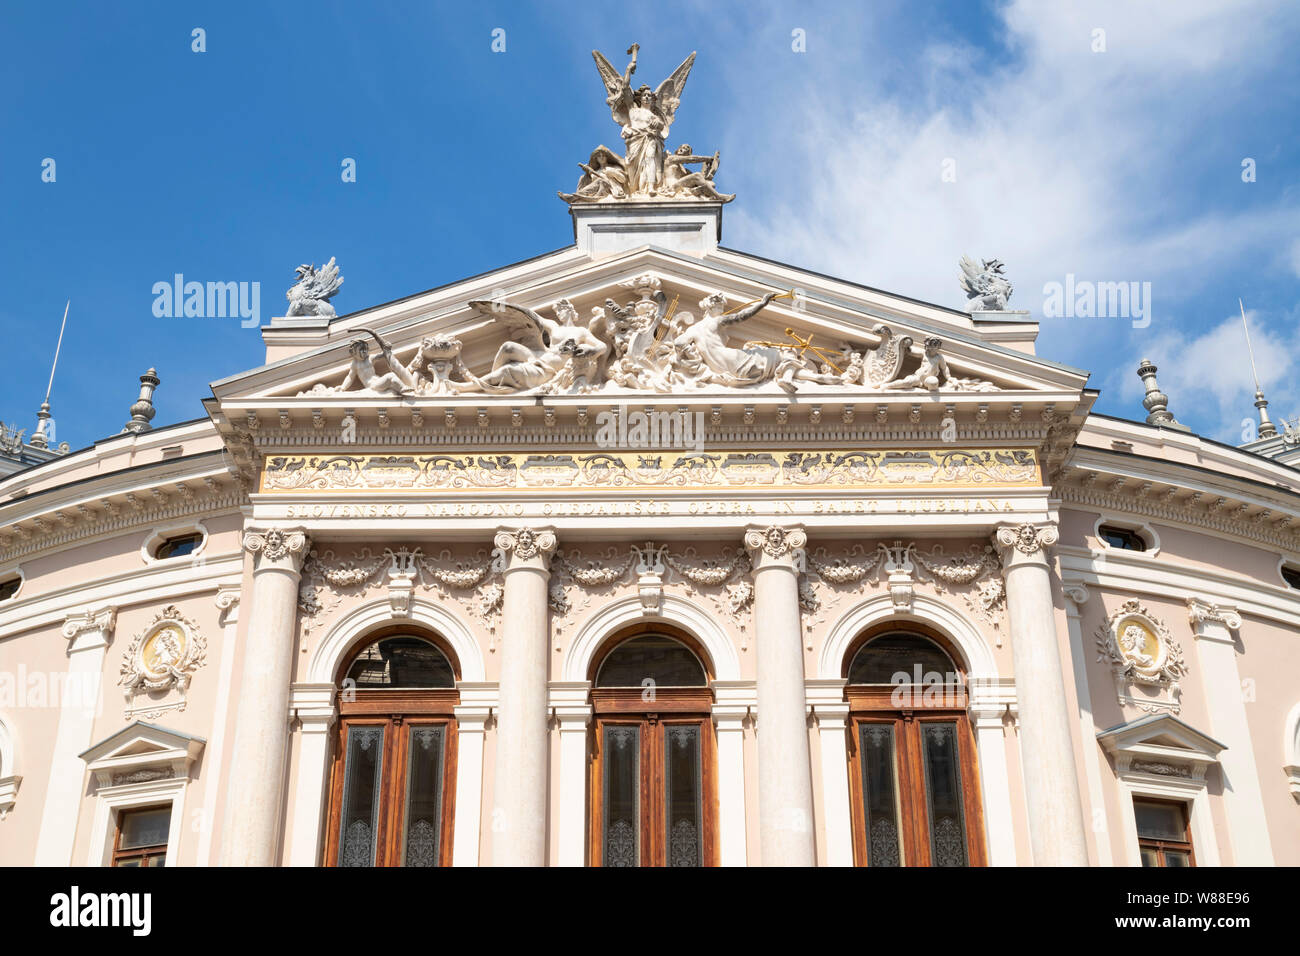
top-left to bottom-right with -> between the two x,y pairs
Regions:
845,694 -> 986,867
322,688 -> 460,867
588,687 -> 718,867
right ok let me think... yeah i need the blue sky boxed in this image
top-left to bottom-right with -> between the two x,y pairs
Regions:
2,1 -> 1298,449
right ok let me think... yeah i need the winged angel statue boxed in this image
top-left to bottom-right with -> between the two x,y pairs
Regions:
559,45 -> 734,203
286,257 -> 344,318
958,255 -> 1013,312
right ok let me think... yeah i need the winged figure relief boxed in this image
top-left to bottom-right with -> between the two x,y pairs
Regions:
560,45 -> 732,204
958,255 -> 1013,312
461,298 -> 609,394
286,257 -> 344,317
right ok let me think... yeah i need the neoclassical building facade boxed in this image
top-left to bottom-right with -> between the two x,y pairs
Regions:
1,50 -> 1298,868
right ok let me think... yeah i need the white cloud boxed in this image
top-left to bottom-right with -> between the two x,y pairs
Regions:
705,0 -> 1300,436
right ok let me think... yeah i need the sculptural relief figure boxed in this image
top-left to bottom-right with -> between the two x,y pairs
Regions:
883,336 -> 997,393
291,276 -> 1004,398
460,298 -> 609,394
286,257 -> 344,317
958,256 -> 1013,312
1119,624 -> 1158,672
339,330 -> 420,397
662,145 -> 735,202
406,335 -> 477,395
560,45 -> 733,204
603,275 -> 674,390
663,289 -> 844,393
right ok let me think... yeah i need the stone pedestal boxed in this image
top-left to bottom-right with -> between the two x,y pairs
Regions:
571,201 -> 723,259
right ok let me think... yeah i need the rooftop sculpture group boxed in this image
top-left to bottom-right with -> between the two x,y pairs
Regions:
559,44 -> 734,204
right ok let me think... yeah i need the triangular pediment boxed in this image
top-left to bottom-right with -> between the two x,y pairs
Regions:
211,244 -> 1088,406
80,721 -> 206,781
1098,714 -> 1225,769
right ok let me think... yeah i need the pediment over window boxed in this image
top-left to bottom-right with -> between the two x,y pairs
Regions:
79,721 -> 205,789
1097,714 -> 1225,782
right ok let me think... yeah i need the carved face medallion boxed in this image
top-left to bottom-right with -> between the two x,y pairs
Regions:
141,624 -> 187,678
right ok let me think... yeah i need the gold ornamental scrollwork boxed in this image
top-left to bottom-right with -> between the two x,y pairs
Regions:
259,447 -> 1040,495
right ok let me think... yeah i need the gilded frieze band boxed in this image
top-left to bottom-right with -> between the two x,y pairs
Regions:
259,447 -> 1041,494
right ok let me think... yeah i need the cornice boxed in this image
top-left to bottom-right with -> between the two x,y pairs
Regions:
244,417 -> 1060,450
1059,475 -> 1300,554
0,483 -> 244,566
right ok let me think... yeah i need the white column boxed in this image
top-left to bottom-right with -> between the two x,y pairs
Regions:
744,524 -> 817,867
196,585 -> 241,865
34,607 -> 116,866
219,527 -> 310,867
712,680 -> 756,867
490,526 -> 556,867
1062,583 -> 1112,865
994,522 -> 1088,866
1186,599 -> 1274,865
451,682 -> 496,867
285,683 -> 335,866
806,679 -> 853,867
550,680 -> 592,867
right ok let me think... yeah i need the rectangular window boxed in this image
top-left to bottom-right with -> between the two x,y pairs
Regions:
111,805 -> 171,867
664,724 -> 702,867
401,725 -> 445,867
1134,799 -> 1194,867
601,724 -> 641,867
337,725 -> 386,867
858,723 -> 904,867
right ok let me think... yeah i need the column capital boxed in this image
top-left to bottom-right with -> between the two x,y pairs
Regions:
1186,597 -> 1241,637
993,522 -> 1058,565
493,526 -> 557,572
743,524 -> 807,572
242,526 -> 311,574
215,584 -> 242,625
61,606 -> 117,653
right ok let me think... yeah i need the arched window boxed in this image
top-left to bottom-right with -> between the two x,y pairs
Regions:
845,628 -> 984,868
589,628 -> 716,867
324,630 -> 458,867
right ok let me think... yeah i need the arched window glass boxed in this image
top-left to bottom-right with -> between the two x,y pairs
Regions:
589,630 -> 715,867
326,630 -> 458,868
595,634 -> 707,688
343,635 -> 455,689
844,629 -> 984,869
848,632 -> 958,685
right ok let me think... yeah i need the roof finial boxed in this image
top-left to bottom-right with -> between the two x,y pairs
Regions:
1136,358 -> 1181,427
1239,298 -> 1277,439
29,300 -> 70,450
122,368 -> 160,434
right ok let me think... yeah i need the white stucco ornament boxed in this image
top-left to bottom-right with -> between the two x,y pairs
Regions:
119,605 -> 207,719
1095,599 -> 1187,714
